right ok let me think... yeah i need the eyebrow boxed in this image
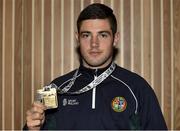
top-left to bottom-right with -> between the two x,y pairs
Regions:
98,31 -> 111,35
80,30 -> 111,35
80,31 -> 91,35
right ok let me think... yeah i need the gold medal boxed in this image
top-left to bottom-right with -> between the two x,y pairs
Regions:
36,87 -> 58,109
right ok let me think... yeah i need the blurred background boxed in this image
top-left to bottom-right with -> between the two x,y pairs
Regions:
0,0 -> 180,130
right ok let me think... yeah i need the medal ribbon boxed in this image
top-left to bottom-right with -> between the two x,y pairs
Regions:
58,62 -> 116,95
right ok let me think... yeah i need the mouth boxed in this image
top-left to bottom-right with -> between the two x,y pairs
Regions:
89,51 -> 101,57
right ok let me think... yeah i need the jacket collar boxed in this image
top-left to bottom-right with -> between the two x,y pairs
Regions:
79,62 -> 115,77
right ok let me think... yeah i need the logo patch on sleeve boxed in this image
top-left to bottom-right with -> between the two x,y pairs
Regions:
111,96 -> 127,112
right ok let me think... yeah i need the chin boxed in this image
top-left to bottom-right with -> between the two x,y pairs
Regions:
85,60 -> 110,68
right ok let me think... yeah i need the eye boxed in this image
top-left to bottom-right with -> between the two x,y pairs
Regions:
99,32 -> 109,38
80,33 -> 90,38
101,34 -> 108,37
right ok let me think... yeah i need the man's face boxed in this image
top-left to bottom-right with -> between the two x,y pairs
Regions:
76,19 -> 119,69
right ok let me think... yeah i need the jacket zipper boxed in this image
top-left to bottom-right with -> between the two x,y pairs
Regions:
92,69 -> 97,109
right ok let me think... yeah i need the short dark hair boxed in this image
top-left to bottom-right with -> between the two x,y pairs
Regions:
77,3 -> 117,36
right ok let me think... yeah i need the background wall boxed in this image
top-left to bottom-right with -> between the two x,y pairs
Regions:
0,0 -> 180,130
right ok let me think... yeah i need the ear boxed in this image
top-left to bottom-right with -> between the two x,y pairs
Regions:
113,32 -> 120,47
75,32 -> 80,45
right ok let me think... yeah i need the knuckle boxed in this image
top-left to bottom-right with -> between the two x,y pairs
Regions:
32,106 -> 38,112
26,110 -> 30,116
27,120 -> 41,128
35,120 -> 41,126
27,121 -> 33,127
35,113 -> 41,118
26,115 -> 32,122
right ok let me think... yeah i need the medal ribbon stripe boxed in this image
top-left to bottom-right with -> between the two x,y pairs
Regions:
58,62 -> 116,95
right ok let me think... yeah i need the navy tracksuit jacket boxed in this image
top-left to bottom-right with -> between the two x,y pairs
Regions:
24,63 -> 167,130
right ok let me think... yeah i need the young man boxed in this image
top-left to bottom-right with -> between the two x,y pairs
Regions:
24,3 -> 167,130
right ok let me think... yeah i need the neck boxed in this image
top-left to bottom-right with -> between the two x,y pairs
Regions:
82,59 -> 113,69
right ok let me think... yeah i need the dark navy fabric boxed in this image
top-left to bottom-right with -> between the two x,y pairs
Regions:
24,63 -> 167,130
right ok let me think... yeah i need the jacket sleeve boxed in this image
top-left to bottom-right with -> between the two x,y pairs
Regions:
138,82 -> 167,130
22,124 -> 28,130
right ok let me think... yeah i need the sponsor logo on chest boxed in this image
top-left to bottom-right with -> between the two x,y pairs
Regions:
63,98 -> 79,106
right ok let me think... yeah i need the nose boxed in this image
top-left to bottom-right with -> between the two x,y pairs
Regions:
90,35 -> 99,48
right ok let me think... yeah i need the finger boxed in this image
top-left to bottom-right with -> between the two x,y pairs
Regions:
27,117 -> 45,130
30,107 -> 44,114
33,102 -> 47,110
31,112 -> 45,120
26,109 -> 32,116
26,108 -> 45,121
28,126 -> 41,131
27,119 -> 41,128
30,104 -> 46,114
26,113 -> 45,127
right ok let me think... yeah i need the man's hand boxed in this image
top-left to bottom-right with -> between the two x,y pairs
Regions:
26,102 -> 46,130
